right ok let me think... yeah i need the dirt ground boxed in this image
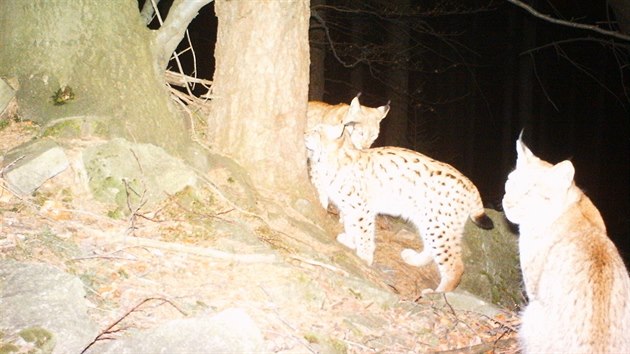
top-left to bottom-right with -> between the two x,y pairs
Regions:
0,120 -> 520,353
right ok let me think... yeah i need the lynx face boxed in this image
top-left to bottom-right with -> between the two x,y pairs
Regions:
306,94 -> 390,150
503,137 -> 575,227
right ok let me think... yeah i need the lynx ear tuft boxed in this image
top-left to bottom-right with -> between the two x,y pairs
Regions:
349,95 -> 362,117
515,134 -> 536,167
378,101 -> 391,119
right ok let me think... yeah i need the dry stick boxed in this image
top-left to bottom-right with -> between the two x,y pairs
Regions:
258,285 -> 318,354
106,233 -> 276,264
122,178 -> 148,237
123,149 -> 150,236
165,70 -> 212,88
80,297 -> 187,354
340,338 -> 376,352
289,254 -> 350,277
439,293 -> 483,340
480,312 -> 519,333
165,191 -> 236,224
428,338 -> 518,354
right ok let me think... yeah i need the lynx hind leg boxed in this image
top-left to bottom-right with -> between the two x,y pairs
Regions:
431,233 -> 464,293
401,248 -> 433,267
336,232 -> 355,250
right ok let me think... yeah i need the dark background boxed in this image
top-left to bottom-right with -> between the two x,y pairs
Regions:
157,0 -> 630,263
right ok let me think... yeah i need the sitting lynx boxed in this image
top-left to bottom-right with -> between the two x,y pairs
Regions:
305,123 -> 493,293
503,135 -> 630,354
306,94 -> 390,210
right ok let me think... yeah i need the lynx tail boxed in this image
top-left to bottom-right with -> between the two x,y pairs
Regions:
471,211 -> 494,230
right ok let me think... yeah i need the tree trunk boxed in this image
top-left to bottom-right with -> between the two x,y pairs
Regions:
207,0 -> 311,195
0,0 -> 188,154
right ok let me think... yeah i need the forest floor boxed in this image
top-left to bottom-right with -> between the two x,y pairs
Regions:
0,121 -> 521,353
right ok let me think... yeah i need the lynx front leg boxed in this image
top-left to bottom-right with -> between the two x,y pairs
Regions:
340,210 -> 376,265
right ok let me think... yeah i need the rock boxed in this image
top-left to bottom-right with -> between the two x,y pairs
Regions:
460,209 -> 524,310
425,291 -> 506,318
91,308 -> 264,354
0,78 -> 15,115
1,138 -> 69,195
82,138 -> 197,211
0,260 -> 98,354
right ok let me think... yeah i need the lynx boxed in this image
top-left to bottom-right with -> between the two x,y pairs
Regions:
306,94 -> 390,210
305,123 -> 493,293
503,135 -> 630,354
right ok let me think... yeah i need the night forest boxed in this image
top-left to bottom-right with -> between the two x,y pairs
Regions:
166,0 -> 630,262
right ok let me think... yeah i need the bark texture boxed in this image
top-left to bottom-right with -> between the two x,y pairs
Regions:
0,0 -> 187,153
208,0 -> 311,194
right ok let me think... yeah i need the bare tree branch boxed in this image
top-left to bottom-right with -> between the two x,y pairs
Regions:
140,0 -> 160,25
507,0 -> 630,42
154,0 -> 214,70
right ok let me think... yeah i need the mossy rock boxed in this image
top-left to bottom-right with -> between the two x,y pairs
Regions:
460,209 -> 524,311
82,138 -> 197,213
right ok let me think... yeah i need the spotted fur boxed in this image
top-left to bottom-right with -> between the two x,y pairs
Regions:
305,123 -> 493,293
306,94 -> 389,210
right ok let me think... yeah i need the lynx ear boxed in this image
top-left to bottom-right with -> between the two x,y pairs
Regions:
377,100 -> 391,121
349,95 -> 362,116
549,160 -> 575,190
515,135 -> 536,168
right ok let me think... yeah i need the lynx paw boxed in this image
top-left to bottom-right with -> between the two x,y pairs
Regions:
421,288 -> 436,295
356,248 -> 374,266
318,194 -> 329,210
336,233 -> 356,250
401,248 -> 433,267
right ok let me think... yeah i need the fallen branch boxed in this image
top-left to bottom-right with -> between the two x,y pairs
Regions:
107,233 -> 277,264
80,297 -> 186,354
428,338 -> 519,354
165,70 -> 213,88
289,255 -> 350,277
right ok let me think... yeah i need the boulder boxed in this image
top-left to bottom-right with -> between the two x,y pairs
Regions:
0,260 -> 98,354
460,209 -> 524,310
82,138 -> 197,212
1,138 -> 69,195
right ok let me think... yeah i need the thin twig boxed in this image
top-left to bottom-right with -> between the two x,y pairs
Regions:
105,233 -> 277,263
289,255 -> 350,277
80,297 -> 187,354
507,0 -> 630,42
528,52 -> 559,111
258,285 -> 318,354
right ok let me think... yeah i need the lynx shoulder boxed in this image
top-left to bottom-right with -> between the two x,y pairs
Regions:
503,135 -> 630,354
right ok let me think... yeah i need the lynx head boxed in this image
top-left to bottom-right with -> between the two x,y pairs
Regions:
304,123 -> 349,157
503,134 -> 578,227
343,93 -> 390,149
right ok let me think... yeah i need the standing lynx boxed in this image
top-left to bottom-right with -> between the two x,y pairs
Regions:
305,123 -> 493,293
503,135 -> 630,354
306,94 -> 390,209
